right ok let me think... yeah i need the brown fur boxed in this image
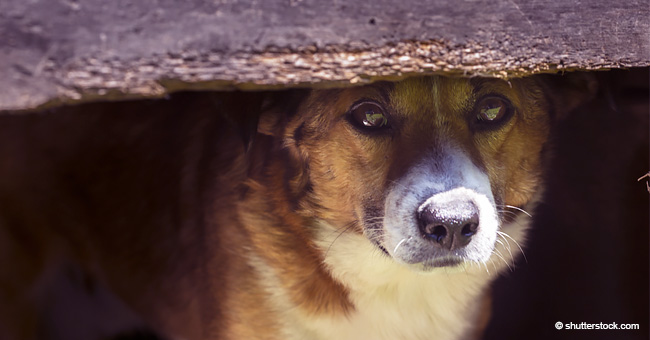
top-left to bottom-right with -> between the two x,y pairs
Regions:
0,75 -> 595,340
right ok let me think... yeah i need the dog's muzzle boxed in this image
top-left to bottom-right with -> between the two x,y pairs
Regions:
380,147 -> 499,270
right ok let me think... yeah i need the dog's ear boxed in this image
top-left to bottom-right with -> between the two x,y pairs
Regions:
209,90 -> 308,150
211,91 -> 265,151
257,98 -> 283,137
256,89 -> 312,203
257,89 -> 311,137
537,72 -> 599,119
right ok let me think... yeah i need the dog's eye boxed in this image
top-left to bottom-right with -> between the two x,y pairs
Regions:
476,97 -> 512,124
350,102 -> 390,129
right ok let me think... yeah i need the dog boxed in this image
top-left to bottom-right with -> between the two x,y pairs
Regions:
0,74 -> 595,340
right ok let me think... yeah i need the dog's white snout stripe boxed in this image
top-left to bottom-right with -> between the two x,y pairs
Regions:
382,146 -> 499,268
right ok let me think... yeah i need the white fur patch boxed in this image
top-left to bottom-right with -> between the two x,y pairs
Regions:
248,214 -> 530,340
311,223 -> 495,340
383,146 -> 498,267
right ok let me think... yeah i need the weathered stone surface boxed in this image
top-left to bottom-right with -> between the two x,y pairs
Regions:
1,0 -> 648,111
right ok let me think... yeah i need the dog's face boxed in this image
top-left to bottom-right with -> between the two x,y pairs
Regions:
263,76 -> 558,272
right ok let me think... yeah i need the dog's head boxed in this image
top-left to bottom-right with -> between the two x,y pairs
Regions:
258,75 -> 594,272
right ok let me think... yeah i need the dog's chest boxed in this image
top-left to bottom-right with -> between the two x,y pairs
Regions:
301,281 -> 484,340
266,232 -> 492,340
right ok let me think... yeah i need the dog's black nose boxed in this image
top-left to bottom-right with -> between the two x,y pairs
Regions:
417,199 -> 479,250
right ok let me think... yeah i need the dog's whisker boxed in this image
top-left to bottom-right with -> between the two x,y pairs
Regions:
496,230 -> 524,255
325,222 -> 357,258
497,210 -> 519,218
496,230 -> 527,263
392,237 -> 411,255
481,261 -> 490,275
492,249 -> 512,272
496,237 -> 515,263
497,212 -> 518,224
490,258 -> 498,273
496,231 -> 512,249
498,204 -> 532,218
495,238 -> 507,253
327,221 -> 355,237
496,235 -> 513,253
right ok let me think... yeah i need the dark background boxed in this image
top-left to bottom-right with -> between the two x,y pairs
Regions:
485,68 -> 649,340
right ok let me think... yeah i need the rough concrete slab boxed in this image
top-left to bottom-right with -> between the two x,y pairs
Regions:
1,0 -> 649,111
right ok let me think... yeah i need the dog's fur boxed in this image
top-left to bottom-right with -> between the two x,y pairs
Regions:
0,75 -> 594,340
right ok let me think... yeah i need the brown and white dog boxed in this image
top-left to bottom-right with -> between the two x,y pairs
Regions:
0,75 -> 594,340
